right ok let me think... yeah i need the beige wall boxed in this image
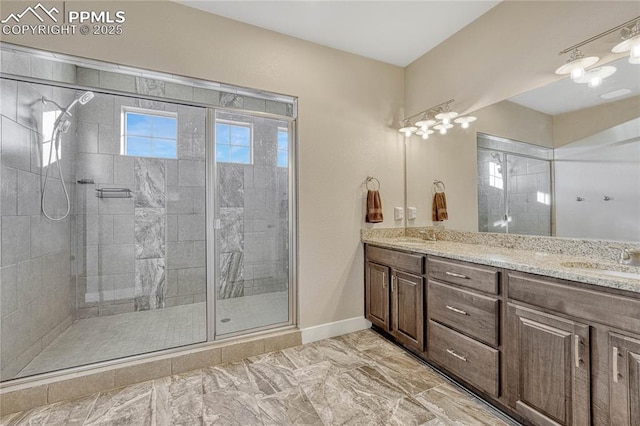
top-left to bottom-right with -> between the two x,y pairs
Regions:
1,1 -> 406,329
406,101 -> 553,229
405,1 -> 637,117
554,95 -> 640,147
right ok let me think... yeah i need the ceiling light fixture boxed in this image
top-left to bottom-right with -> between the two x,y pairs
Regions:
612,19 -> 640,64
398,99 -> 478,140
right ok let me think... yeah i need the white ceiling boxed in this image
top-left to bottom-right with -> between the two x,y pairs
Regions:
509,56 -> 640,116
176,1 -> 500,67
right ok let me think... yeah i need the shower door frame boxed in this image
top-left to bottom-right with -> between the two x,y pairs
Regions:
205,107 -> 298,341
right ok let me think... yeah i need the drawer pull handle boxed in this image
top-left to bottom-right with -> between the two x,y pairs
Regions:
382,273 -> 386,289
613,346 -> 620,383
446,305 -> 468,315
445,271 -> 469,279
574,335 -> 581,368
446,349 -> 468,362
391,276 -> 396,292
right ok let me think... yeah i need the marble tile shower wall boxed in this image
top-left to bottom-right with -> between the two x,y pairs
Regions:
218,115 -> 289,299
74,93 -> 207,319
0,77 -> 78,380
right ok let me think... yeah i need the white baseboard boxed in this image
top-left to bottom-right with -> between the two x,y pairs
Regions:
301,316 -> 372,344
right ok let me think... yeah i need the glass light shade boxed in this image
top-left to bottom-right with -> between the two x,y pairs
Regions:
435,111 -> 458,122
398,119 -> 417,136
630,44 -> 640,64
439,127 -> 447,135
453,116 -> 477,128
555,55 -> 599,75
415,118 -> 436,129
571,66 -> 585,81
612,34 -> 640,53
588,76 -> 602,88
573,66 -> 616,84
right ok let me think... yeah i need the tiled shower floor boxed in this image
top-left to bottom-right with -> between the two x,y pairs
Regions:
216,291 -> 289,335
17,303 -> 207,379
16,292 -> 289,379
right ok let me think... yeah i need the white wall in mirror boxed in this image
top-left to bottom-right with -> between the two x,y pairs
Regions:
555,118 -> 640,242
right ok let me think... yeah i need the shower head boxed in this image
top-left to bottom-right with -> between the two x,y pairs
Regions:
77,91 -> 94,105
490,152 -> 503,164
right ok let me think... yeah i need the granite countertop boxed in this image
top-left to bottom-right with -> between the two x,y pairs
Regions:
362,236 -> 640,295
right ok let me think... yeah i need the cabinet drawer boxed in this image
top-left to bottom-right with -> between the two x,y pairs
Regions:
428,280 -> 499,347
367,245 -> 424,275
507,271 -> 640,334
428,257 -> 498,294
429,320 -> 500,397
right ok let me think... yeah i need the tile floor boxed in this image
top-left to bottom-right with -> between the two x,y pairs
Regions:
3,329 -> 518,425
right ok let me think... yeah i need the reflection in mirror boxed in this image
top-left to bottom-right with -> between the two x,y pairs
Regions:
476,135 -> 552,236
507,55 -> 640,242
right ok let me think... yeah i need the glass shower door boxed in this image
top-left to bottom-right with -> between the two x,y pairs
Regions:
477,149 -> 508,233
213,110 -> 292,336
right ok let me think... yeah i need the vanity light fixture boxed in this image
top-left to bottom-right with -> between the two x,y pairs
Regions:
454,115 -> 478,129
399,119 -> 417,137
555,16 -> 640,87
573,65 -> 617,88
398,99 -> 478,139
555,48 -> 599,81
612,19 -> 640,64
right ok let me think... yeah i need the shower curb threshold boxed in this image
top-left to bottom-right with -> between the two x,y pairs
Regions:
0,327 -> 301,417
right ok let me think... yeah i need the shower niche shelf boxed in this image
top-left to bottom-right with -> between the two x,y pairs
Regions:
95,188 -> 133,198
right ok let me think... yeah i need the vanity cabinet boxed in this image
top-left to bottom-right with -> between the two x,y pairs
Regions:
608,333 -> 640,426
364,246 -> 425,352
364,244 -> 640,426
506,304 -> 591,426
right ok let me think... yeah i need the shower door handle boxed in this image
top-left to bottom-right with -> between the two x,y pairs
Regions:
213,219 -> 222,230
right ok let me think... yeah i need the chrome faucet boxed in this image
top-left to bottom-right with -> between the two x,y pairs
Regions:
419,229 -> 437,242
611,247 -> 640,266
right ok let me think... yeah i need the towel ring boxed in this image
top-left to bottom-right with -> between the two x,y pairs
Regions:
366,176 -> 380,191
433,180 -> 445,193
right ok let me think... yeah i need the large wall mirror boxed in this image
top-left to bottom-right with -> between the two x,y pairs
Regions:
406,55 -> 640,243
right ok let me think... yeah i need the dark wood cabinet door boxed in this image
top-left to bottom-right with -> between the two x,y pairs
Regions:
391,270 -> 424,352
507,304 -> 590,426
365,262 -> 389,331
610,333 -> 640,426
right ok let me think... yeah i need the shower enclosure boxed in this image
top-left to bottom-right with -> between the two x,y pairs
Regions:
477,134 -> 552,236
0,46 -> 296,382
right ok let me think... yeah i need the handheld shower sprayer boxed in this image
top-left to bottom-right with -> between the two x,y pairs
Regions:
41,91 -> 95,221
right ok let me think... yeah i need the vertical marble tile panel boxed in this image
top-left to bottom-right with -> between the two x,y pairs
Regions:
134,208 -> 165,259
135,77 -> 166,97
134,258 -> 166,311
218,252 -> 244,299
134,157 -> 165,208
218,163 -> 244,208
219,93 -> 244,108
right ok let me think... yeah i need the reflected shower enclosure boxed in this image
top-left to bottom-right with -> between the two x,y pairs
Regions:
1,64 -> 295,382
477,134 -> 552,236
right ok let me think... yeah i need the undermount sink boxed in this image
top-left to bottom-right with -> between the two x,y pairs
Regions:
561,261 -> 640,280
